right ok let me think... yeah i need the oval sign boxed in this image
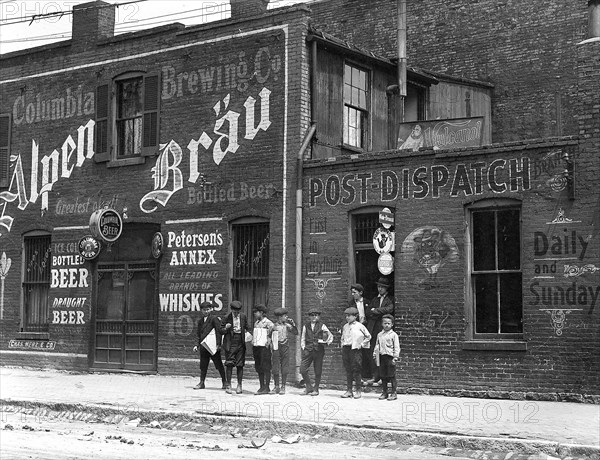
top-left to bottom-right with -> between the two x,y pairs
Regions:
378,252 -> 394,275
373,227 -> 394,254
90,208 -> 122,243
78,235 -> 101,260
379,207 -> 394,229
151,232 -> 164,259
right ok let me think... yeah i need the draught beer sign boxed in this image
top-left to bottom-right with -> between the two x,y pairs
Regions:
89,208 -> 123,243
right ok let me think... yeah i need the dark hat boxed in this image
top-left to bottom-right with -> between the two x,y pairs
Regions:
308,307 -> 321,315
253,304 -> 267,313
200,301 -> 212,309
344,306 -> 359,316
274,307 -> 288,316
211,301 -> 220,310
230,301 -> 242,310
351,283 -> 364,292
376,277 -> 390,288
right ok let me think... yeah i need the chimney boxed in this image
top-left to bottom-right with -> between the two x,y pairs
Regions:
72,1 -> 116,51
590,0 -> 600,38
230,0 -> 269,19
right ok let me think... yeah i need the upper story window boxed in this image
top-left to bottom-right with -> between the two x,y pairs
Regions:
95,72 -> 160,165
467,200 -> 522,339
0,114 -> 10,188
343,63 -> 369,149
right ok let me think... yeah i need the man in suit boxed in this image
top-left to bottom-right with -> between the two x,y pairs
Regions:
193,301 -> 227,390
349,283 -> 372,379
366,277 -> 395,386
221,300 -> 250,394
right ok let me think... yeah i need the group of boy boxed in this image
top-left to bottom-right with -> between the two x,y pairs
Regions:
193,276 -> 399,400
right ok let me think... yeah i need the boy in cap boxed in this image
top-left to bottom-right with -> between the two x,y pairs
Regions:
373,314 -> 400,400
193,301 -> 227,390
366,277 -> 395,386
349,283 -> 371,380
300,307 -> 333,396
341,306 -> 371,399
252,304 -> 274,395
271,307 -> 298,394
221,301 -> 250,394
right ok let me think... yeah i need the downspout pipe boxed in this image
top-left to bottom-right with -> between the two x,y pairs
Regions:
295,39 -> 318,383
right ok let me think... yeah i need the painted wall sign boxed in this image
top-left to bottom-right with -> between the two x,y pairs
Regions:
397,117 -> 483,151
78,235 -> 100,260
308,157 -> 530,207
379,207 -> 394,229
373,228 -> 394,254
89,208 -> 123,243
8,340 -> 56,350
378,252 -> 394,275
152,232 -> 164,259
166,229 -> 223,266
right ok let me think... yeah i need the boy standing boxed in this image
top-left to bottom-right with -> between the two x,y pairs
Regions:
341,306 -> 371,399
373,314 -> 400,400
221,301 -> 250,394
193,301 -> 227,390
271,307 -> 298,394
300,307 -> 333,396
252,304 -> 274,395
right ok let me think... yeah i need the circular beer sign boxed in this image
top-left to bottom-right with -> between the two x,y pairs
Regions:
78,235 -> 101,260
89,208 -> 123,243
377,252 -> 394,275
151,232 -> 164,259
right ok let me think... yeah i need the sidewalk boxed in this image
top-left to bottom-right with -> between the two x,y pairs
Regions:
1,366 -> 598,458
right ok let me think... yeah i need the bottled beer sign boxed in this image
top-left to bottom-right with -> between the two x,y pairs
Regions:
89,208 -> 123,243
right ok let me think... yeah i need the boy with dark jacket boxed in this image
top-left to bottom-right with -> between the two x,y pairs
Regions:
221,300 -> 250,394
193,301 -> 226,390
300,307 -> 333,396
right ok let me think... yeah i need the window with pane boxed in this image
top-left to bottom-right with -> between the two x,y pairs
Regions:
343,63 -> 369,149
231,221 -> 270,314
116,77 -> 143,158
470,204 -> 522,335
22,234 -> 51,332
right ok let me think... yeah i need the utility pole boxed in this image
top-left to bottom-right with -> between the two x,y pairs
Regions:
397,0 -> 407,145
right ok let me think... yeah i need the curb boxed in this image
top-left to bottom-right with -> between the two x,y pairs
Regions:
1,399 -> 598,460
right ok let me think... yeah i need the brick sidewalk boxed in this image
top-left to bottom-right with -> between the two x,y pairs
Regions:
1,367 -> 598,456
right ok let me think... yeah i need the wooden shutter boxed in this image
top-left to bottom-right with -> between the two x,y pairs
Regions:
94,82 -> 111,163
0,114 -> 10,188
142,72 -> 160,157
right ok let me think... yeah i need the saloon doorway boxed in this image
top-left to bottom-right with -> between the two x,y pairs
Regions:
90,224 -> 159,372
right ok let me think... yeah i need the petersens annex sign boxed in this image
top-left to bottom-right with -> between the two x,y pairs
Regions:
309,157 -> 530,206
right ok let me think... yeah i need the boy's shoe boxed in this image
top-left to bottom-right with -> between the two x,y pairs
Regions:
354,388 -> 362,399
193,381 -> 205,390
271,386 -> 280,395
341,390 -> 353,398
225,386 -> 233,394
378,393 -> 388,400
221,381 -> 228,390
387,393 -> 397,401
309,390 -> 319,396
235,384 -> 243,394
280,385 -> 286,395
302,388 -> 313,395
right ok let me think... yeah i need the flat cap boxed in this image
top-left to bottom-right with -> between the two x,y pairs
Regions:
344,306 -> 359,315
273,307 -> 288,316
230,300 -> 242,310
308,307 -> 321,315
351,283 -> 364,292
200,301 -> 212,309
376,277 -> 390,287
253,304 -> 267,313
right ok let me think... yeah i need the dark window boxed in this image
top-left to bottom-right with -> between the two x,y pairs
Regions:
22,234 -> 51,332
343,63 -> 369,149
116,77 -> 143,158
0,114 -> 10,188
231,221 -> 270,315
471,207 -> 522,335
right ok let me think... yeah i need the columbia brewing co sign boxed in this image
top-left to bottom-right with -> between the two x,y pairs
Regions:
89,208 -> 123,243
78,235 -> 101,260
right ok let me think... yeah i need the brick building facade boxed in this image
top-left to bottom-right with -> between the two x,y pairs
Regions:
0,0 -> 598,400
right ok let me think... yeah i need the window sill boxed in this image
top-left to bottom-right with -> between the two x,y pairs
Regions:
17,331 -> 50,340
462,341 -> 527,351
341,144 -> 365,155
107,157 -> 146,168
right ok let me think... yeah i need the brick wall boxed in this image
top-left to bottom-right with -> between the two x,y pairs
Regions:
309,0 -> 588,144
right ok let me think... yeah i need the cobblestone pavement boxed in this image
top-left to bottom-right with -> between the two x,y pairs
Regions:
1,367 -> 598,459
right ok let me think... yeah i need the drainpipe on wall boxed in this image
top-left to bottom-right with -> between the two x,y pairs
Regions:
294,39 -> 318,383
397,0 -> 407,132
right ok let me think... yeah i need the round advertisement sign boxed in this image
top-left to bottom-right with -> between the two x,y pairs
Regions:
89,208 -> 123,243
78,235 -> 101,260
373,227 -> 394,254
377,252 -> 394,275
151,232 -> 164,259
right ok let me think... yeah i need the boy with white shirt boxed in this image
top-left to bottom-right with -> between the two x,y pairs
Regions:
340,306 -> 371,399
373,314 -> 400,400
